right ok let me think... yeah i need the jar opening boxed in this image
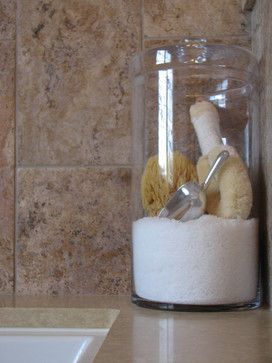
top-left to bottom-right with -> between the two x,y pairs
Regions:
131,41 -> 258,87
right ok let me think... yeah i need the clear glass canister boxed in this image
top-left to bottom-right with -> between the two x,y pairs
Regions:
130,39 -> 260,311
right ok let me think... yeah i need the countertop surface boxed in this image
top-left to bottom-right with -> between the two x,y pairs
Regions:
0,295 -> 271,363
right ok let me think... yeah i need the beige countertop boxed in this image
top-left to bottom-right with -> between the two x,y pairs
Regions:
0,295 -> 271,363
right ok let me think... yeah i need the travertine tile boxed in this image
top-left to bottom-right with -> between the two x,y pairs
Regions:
16,167 -> 131,294
0,0 -> 15,40
0,41 -> 15,292
143,0 -> 248,38
0,42 -> 15,169
17,0 -> 140,166
252,0 -> 272,305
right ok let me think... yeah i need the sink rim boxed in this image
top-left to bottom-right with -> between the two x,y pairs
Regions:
0,307 -> 119,330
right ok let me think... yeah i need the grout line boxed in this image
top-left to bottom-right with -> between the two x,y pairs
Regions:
0,38 -> 16,42
140,0 -> 144,50
14,0 -> 19,295
17,164 -> 132,169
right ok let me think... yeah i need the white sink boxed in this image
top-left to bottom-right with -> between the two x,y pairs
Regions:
0,327 -> 108,363
0,307 -> 119,363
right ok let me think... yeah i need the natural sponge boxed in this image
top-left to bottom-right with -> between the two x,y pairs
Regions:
141,151 -> 197,216
190,100 -> 253,219
197,145 -> 253,219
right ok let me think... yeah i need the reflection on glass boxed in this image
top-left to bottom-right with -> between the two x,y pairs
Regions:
157,50 -> 174,185
209,93 -> 226,108
216,79 -> 228,92
158,68 -> 173,183
156,50 -> 171,65
244,122 -> 250,165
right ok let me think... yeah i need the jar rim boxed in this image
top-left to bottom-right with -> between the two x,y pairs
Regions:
131,38 -> 258,83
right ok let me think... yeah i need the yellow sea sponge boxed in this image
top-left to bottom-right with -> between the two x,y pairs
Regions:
141,151 -> 197,216
197,145 -> 253,219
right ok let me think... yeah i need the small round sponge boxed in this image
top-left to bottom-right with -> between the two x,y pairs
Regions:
197,145 -> 253,219
141,151 -> 198,216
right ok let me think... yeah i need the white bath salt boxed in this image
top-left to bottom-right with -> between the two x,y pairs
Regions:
133,215 -> 258,305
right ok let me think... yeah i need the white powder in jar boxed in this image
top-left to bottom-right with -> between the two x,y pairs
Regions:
132,215 -> 258,305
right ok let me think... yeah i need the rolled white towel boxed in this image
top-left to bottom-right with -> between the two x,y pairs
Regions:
190,100 -> 222,155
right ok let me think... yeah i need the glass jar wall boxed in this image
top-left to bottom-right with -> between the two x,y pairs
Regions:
130,39 -> 260,311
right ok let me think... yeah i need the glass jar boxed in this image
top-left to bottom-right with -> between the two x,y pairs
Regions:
130,38 -> 260,311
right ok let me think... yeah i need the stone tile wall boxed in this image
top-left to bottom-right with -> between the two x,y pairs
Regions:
251,0 -> 272,306
0,0 -> 15,292
0,0 -> 248,294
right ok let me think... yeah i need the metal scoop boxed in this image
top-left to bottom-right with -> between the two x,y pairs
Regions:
158,150 -> 230,222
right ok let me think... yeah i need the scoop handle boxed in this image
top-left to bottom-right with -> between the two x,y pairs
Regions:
201,150 -> 230,191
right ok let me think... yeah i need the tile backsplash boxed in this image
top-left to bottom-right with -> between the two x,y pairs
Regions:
251,0 -> 272,305
0,0 -> 248,294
